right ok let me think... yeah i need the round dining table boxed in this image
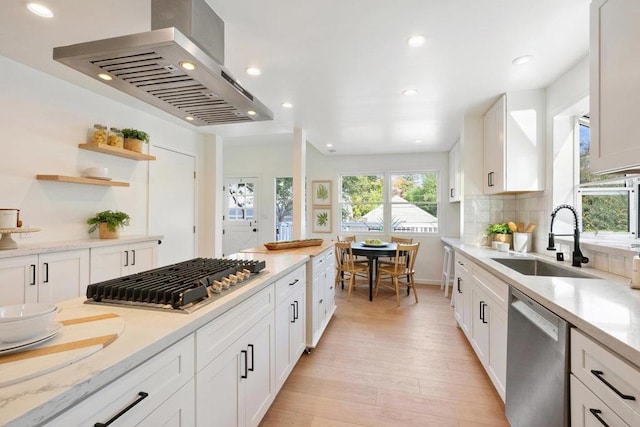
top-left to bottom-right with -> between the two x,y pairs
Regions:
350,242 -> 397,301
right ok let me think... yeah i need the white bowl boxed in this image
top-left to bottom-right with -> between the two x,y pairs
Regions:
0,308 -> 58,343
84,167 -> 108,178
0,303 -> 57,323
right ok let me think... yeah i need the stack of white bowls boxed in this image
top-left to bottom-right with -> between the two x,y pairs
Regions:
0,303 -> 58,343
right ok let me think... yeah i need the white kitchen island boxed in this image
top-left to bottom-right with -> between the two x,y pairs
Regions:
0,252 -> 308,427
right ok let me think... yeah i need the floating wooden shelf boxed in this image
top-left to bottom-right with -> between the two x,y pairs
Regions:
36,175 -> 130,187
78,143 -> 156,161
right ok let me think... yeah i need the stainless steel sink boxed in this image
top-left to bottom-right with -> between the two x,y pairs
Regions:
491,257 -> 595,279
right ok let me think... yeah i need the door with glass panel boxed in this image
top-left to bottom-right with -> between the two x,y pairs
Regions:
223,177 -> 259,256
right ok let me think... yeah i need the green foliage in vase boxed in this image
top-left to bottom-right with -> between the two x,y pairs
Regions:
121,128 -> 150,143
87,210 -> 131,233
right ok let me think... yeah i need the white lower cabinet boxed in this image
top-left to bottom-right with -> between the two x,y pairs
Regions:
570,329 -> 640,426
90,240 -> 158,283
138,378 -> 195,427
0,249 -> 89,306
452,250 -> 508,401
307,246 -> 336,348
46,335 -> 195,426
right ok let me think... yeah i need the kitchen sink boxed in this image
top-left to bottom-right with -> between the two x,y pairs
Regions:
491,257 -> 595,279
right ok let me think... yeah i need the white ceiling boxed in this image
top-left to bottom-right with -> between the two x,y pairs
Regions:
0,0 -> 589,155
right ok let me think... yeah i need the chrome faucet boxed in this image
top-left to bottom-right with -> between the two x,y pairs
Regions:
547,204 -> 589,267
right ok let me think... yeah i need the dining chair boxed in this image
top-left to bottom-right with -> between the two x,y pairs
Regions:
374,242 -> 420,306
337,234 -> 365,264
378,236 -> 414,294
334,242 -> 370,301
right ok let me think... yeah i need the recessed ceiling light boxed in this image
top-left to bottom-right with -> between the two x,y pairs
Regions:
180,61 -> 196,71
407,35 -> 426,47
97,73 -> 113,81
247,110 -> 256,116
26,3 -> 53,18
403,89 -> 417,96
512,55 -> 534,65
414,139 -> 423,144
246,67 -> 261,76
281,102 -> 293,108
326,143 -> 333,148
185,116 -> 194,121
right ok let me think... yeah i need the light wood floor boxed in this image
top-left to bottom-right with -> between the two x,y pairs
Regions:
260,283 -> 509,426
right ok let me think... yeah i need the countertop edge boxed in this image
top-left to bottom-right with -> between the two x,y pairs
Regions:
0,235 -> 164,258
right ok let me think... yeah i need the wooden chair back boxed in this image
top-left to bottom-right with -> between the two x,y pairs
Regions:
391,236 -> 413,244
390,243 -> 420,275
337,235 -> 356,242
335,241 -> 359,270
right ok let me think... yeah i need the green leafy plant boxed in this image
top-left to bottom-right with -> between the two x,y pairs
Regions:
316,211 -> 328,226
486,223 -> 512,235
87,210 -> 131,233
121,128 -> 150,143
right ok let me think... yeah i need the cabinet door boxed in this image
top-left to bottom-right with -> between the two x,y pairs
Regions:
244,314 -> 275,427
323,250 -> 335,317
449,141 -> 461,202
570,375 -> 628,427
483,96 -> 506,194
128,241 -> 157,274
291,287 -> 306,360
0,255 -> 38,305
139,378 -> 195,427
274,298 -> 294,391
471,287 -> 489,364
196,339 -> 242,427
90,245 -> 126,283
590,0 -> 640,173
488,303 -> 507,400
38,250 -> 89,304
312,269 -> 324,339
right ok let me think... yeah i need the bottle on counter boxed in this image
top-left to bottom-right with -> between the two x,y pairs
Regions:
90,124 -> 108,145
108,127 -> 124,148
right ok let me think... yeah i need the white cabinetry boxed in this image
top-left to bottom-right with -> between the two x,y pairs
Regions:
483,90 -> 545,194
0,250 -> 89,306
46,335 -> 195,426
90,240 -> 157,283
452,250 -> 508,401
196,285 -> 275,427
570,328 -> 640,426
590,0 -> 640,173
448,140 -> 461,202
307,246 -> 336,348
274,266 -> 306,391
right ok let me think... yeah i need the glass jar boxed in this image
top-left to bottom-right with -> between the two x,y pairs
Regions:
90,124 -> 108,145
108,127 -> 124,148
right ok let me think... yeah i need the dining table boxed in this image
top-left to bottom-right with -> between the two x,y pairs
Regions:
350,241 -> 398,301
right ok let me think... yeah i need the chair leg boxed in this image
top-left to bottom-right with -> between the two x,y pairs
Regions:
374,270 -> 381,297
393,276 -> 400,306
410,276 -> 418,303
347,273 -> 354,301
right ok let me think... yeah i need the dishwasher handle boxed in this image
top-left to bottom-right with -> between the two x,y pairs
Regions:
510,288 -> 560,342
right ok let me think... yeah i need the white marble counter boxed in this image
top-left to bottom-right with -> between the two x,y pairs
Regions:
446,241 -> 640,368
0,235 -> 163,259
0,252 -> 309,427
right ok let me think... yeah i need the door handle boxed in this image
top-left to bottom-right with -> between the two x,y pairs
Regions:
588,409 -> 609,427
131,250 -> 136,266
252,228 -> 257,232
94,391 -> 149,427
241,350 -> 248,379
290,303 -> 296,323
590,370 -> 636,400
294,300 -> 299,320
247,344 -> 254,372
480,301 -> 488,323
43,262 -> 49,283
124,250 -> 129,267
457,277 -> 461,293
30,264 -> 36,286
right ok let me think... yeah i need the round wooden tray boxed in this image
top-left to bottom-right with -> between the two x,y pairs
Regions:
264,239 -> 323,250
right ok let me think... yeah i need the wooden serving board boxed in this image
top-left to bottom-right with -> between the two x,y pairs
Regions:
264,239 -> 323,250
0,313 -> 124,387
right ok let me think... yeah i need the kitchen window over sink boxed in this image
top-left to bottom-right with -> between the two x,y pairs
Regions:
339,172 -> 439,234
577,116 -> 638,237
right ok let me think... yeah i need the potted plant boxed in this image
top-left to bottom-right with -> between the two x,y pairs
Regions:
486,222 -> 513,246
87,210 -> 131,239
121,128 -> 150,153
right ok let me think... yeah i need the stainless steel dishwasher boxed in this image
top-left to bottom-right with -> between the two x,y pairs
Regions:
505,287 -> 569,427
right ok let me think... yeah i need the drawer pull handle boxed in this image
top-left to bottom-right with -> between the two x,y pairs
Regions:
294,300 -> 299,320
94,391 -> 149,427
290,303 -> 296,323
241,350 -> 248,379
457,277 -> 462,293
43,262 -> 49,283
289,278 -> 299,286
30,264 -> 36,286
590,370 -> 636,401
248,344 -> 254,372
589,408 -> 610,427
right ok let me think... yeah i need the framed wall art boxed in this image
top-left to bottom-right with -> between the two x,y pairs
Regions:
312,207 -> 332,233
311,180 -> 332,206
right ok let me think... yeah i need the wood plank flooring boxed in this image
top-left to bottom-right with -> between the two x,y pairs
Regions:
260,283 -> 509,426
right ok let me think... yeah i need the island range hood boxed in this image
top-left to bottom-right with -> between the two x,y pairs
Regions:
53,0 -> 273,126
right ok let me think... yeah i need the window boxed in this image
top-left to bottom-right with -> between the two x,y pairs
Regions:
577,116 -> 636,236
275,177 -> 293,241
340,172 -> 439,233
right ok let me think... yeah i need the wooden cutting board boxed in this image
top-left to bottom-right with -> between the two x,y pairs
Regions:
0,312 -> 124,387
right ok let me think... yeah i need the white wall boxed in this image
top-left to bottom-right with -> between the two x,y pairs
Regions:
0,55 -> 204,247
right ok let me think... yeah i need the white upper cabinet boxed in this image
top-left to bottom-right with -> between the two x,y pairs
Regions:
590,0 -> 640,173
448,140 -> 461,202
483,91 -> 545,194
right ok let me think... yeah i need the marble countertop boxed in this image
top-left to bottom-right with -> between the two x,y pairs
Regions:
0,252 -> 309,427
442,238 -> 640,368
0,235 -> 163,259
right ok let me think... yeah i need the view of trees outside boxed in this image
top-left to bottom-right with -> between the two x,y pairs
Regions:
340,173 -> 438,232
579,123 -> 629,232
275,177 -> 293,241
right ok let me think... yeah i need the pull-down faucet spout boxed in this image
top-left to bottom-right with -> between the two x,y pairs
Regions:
547,204 -> 589,268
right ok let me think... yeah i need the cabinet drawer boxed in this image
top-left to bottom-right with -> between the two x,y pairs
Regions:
46,335 -> 194,427
274,266 -> 305,305
196,284 -> 274,371
472,265 -> 508,310
571,329 -> 640,424
312,252 -> 326,272
455,253 -> 472,275
571,374 -> 628,427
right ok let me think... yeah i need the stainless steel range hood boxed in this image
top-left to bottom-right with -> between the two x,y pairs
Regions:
53,0 -> 272,126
